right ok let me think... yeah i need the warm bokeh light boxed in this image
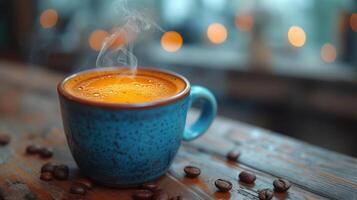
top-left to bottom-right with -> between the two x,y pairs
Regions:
288,26 -> 306,48
40,9 -> 58,29
110,31 -> 127,50
161,31 -> 183,52
350,14 -> 357,32
235,15 -> 254,32
321,43 -> 337,63
207,23 -> 227,44
89,30 -> 109,51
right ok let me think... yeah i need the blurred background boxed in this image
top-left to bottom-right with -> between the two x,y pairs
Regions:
1,0 -> 357,156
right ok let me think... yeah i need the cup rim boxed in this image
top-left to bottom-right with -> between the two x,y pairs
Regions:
57,67 -> 191,110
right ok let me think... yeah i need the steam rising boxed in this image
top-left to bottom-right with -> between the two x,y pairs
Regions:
96,0 -> 162,73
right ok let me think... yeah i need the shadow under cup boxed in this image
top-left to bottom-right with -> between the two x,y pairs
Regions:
57,67 -> 217,187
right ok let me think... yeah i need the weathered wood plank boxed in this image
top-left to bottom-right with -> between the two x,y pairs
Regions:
186,114 -> 357,200
173,146 -> 326,200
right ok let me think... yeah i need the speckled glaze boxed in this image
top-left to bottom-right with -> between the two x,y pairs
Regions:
58,67 -> 217,187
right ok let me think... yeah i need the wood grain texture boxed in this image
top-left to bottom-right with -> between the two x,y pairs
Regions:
185,114 -> 357,200
0,61 -> 356,200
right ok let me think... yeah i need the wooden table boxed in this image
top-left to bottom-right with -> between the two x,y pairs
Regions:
0,61 -> 356,200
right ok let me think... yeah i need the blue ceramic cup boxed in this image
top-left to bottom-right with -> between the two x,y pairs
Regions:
57,67 -> 217,187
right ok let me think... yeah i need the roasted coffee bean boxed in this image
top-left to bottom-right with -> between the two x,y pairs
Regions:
40,172 -> 53,181
53,165 -> 69,180
0,134 -> 10,146
183,166 -> 201,178
26,144 -> 42,154
273,178 -> 291,192
75,178 -> 93,190
214,179 -> 232,192
55,164 -> 69,173
226,150 -> 240,161
239,171 -> 256,184
70,185 -> 87,195
152,190 -> 169,200
39,147 -> 53,158
258,189 -> 273,200
41,162 -> 56,173
142,183 -> 159,191
132,189 -> 153,200
53,170 -> 68,180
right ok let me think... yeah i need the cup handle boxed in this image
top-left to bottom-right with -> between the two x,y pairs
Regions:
183,86 -> 217,141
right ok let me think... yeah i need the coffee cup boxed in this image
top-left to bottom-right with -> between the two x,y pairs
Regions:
57,67 -> 217,186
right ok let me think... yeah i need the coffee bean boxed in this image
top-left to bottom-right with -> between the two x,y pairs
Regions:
214,179 -> 232,192
226,150 -> 240,162
132,189 -> 153,200
39,147 -> 53,158
169,196 -> 182,200
26,144 -> 42,154
40,172 -> 53,181
142,183 -> 159,191
41,162 -> 56,173
0,134 -> 10,146
53,164 -> 69,180
239,171 -> 256,184
55,164 -> 69,173
273,178 -> 291,192
53,170 -> 68,180
258,189 -> 273,200
152,190 -> 169,200
75,178 -> 93,190
183,166 -> 201,178
70,185 -> 86,195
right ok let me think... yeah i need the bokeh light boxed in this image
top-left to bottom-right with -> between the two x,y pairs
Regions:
288,26 -> 306,48
321,43 -> 337,63
235,15 -> 254,32
161,31 -> 183,52
40,9 -> 58,29
207,23 -> 227,44
110,31 -> 127,50
350,14 -> 357,32
89,30 -> 109,51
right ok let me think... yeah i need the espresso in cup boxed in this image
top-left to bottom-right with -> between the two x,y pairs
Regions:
58,67 -> 217,186
63,69 -> 186,104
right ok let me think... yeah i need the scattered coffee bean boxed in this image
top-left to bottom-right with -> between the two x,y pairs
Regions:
0,134 -> 10,146
41,162 -> 56,173
40,172 -> 53,181
56,164 -> 69,173
75,178 -> 93,190
258,189 -> 273,200
39,147 -> 53,158
226,150 -> 240,162
26,144 -> 42,154
169,196 -> 182,200
273,178 -> 291,192
132,189 -> 153,200
214,179 -> 232,192
142,183 -> 159,191
70,185 -> 87,195
183,166 -> 201,178
239,171 -> 256,184
152,190 -> 169,200
53,164 -> 69,180
53,170 -> 68,180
